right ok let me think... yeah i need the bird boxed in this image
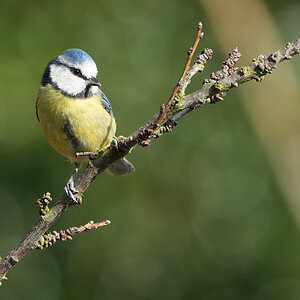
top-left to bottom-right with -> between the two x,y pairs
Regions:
36,48 -> 134,202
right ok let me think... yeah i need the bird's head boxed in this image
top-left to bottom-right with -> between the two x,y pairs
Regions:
42,48 -> 101,97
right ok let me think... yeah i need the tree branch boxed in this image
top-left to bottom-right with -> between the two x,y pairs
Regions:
0,22 -> 299,285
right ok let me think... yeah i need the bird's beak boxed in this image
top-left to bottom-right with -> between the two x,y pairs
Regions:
88,77 -> 101,87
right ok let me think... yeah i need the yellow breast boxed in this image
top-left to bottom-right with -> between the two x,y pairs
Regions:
36,84 -> 116,163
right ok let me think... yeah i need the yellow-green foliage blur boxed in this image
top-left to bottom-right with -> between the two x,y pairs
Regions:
0,0 -> 300,299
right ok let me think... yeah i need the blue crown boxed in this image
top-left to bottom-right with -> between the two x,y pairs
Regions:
59,48 -> 95,65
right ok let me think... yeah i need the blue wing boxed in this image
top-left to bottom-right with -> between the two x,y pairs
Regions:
99,89 -> 114,117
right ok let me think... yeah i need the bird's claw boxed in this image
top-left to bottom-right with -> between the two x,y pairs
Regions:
64,181 -> 82,204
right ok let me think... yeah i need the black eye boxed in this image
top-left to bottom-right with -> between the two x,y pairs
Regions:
71,68 -> 81,76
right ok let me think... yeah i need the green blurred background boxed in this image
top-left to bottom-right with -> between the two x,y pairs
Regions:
0,0 -> 299,299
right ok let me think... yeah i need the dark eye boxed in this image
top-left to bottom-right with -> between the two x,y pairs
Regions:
72,68 -> 81,76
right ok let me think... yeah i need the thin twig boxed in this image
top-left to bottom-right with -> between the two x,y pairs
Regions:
152,22 -> 204,130
165,22 -> 204,110
129,21 -> 205,148
34,220 -> 111,249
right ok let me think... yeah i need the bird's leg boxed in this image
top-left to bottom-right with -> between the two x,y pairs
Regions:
64,162 -> 82,203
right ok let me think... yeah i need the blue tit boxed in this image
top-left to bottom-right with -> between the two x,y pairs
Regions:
36,48 -> 134,202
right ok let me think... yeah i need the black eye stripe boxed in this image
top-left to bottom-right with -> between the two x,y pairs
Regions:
71,68 -> 81,76
73,68 -> 80,75
70,67 -> 86,79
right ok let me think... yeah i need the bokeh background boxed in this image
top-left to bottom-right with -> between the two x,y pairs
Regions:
0,0 -> 299,299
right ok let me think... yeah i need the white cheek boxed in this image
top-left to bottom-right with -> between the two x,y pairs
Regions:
50,64 -> 86,96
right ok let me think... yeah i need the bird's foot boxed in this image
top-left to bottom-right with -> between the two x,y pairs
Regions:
76,150 -> 104,160
64,180 -> 82,204
110,136 -> 120,149
76,151 -> 97,158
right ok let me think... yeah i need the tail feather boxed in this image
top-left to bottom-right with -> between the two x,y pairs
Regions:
106,158 -> 135,176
